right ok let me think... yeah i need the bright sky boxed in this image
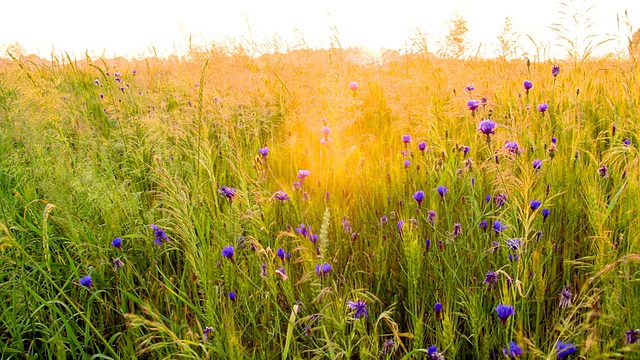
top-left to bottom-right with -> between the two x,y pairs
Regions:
1,0 -> 638,59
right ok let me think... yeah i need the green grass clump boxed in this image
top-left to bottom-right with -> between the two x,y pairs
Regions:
0,47 -> 639,359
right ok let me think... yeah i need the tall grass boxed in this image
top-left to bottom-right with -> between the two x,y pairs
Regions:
0,44 -> 639,359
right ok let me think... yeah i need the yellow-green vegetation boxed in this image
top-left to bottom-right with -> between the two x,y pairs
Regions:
0,46 -> 639,359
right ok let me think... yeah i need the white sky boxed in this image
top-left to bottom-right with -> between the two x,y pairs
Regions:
1,0 -> 638,59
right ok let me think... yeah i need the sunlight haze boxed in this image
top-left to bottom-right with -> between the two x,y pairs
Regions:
2,0 -> 638,59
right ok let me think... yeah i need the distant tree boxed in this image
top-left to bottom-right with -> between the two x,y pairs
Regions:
438,13 -> 470,59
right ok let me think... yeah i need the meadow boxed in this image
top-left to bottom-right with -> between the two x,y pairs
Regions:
0,44 -> 639,359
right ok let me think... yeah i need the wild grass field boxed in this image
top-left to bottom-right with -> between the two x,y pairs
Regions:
0,42 -> 639,359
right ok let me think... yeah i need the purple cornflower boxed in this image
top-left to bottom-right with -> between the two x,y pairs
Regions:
530,200 -> 542,211
397,220 -> 405,235
228,291 -> 236,302
485,194 -> 491,203
504,141 -> 520,154
342,216 -> 352,233
533,159 -> 543,170
218,186 -> 237,200
538,103 -> 549,113
503,342 -> 523,358
463,146 -> 470,157
437,186 -> 448,199
598,165 -> 609,178
495,304 -> 514,325
478,119 -> 497,135
452,223 -> 462,237
315,263 -> 332,277
297,169 -> 310,181
413,190 -> 425,207
383,339 -> 395,354
347,300 -> 369,320
427,210 -> 437,225
552,65 -> 560,77
418,141 -> 427,152
99,93 -> 104,100
556,341 -> 577,359
626,329 -> 640,344
479,220 -> 488,231
259,147 -> 269,157
434,302 -> 442,320
523,80 -> 533,91
559,285 -> 573,309
552,137 -> 557,144
203,327 -> 213,342
467,100 -> 480,111
380,216 -> 389,226
493,220 -> 507,233
484,270 -> 498,285
404,159 -> 411,169
79,275 -> 93,288
111,237 -> 122,249
495,193 -> 507,207
132,69 -> 137,75
465,84 -> 475,92
296,223 -> 311,237
542,208 -> 550,222
113,258 -> 124,270
273,190 -> 290,202
349,81 -> 359,91
624,139 -> 631,146
221,245 -> 235,261
276,247 -> 286,261
402,134 -> 411,144
427,345 -> 444,360
506,238 -> 521,251
150,224 -> 169,246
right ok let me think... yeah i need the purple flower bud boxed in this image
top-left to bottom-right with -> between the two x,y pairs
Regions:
523,80 -> 533,90
552,65 -> 560,77
349,81 -> 359,91
111,237 -> 122,249
402,134 -> 411,144
413,190 -> 424,206
437,186 -> 448,199
221,245 -> 235,261
537,103 -> 549,113
532,159 -> 543,170
418,141 -> 427,152
467,100 -> 480,111
259,147 -> 269,157
228,291 -> 236,302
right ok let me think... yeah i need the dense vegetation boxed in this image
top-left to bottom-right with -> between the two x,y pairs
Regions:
0,47 -> 639,359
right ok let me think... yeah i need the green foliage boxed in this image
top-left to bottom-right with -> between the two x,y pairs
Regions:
0,46 -> 639,359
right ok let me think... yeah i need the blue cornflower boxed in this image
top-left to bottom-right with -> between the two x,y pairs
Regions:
434,302 -> 442,320
80,275 -> 93,288
493,220 -> 507,233
533,159 -> 543,170
397,220 -> 405,235
347,300 -> 369,320
503,341 -> 523,358
150,224 -> 169,246
479,220 -> 488,231
218,186 -> 237,199
478,119 -> 497,135
418,141 -> 427,152
467,99 -> 480,111
273,190 -> 290,202
413,190 -> 425,207
523,80 -> 533,90
228,291 -> 236,302
259,147 -> 269,157
276,247 -> 286,261
626,329 -> 640,344
484,270 -> 498,285
495,303 -> 515,325
221,245 -> 235,261
402,134 -> 411,144
111,237 -> 122,249
542,208 -> 550,221
530,200 -> 542,211
203,327 -> 213,342
504,141 -> 520,154
437,186 -> 448,199
315,263 -> 332,277
556,340 -> 577,359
